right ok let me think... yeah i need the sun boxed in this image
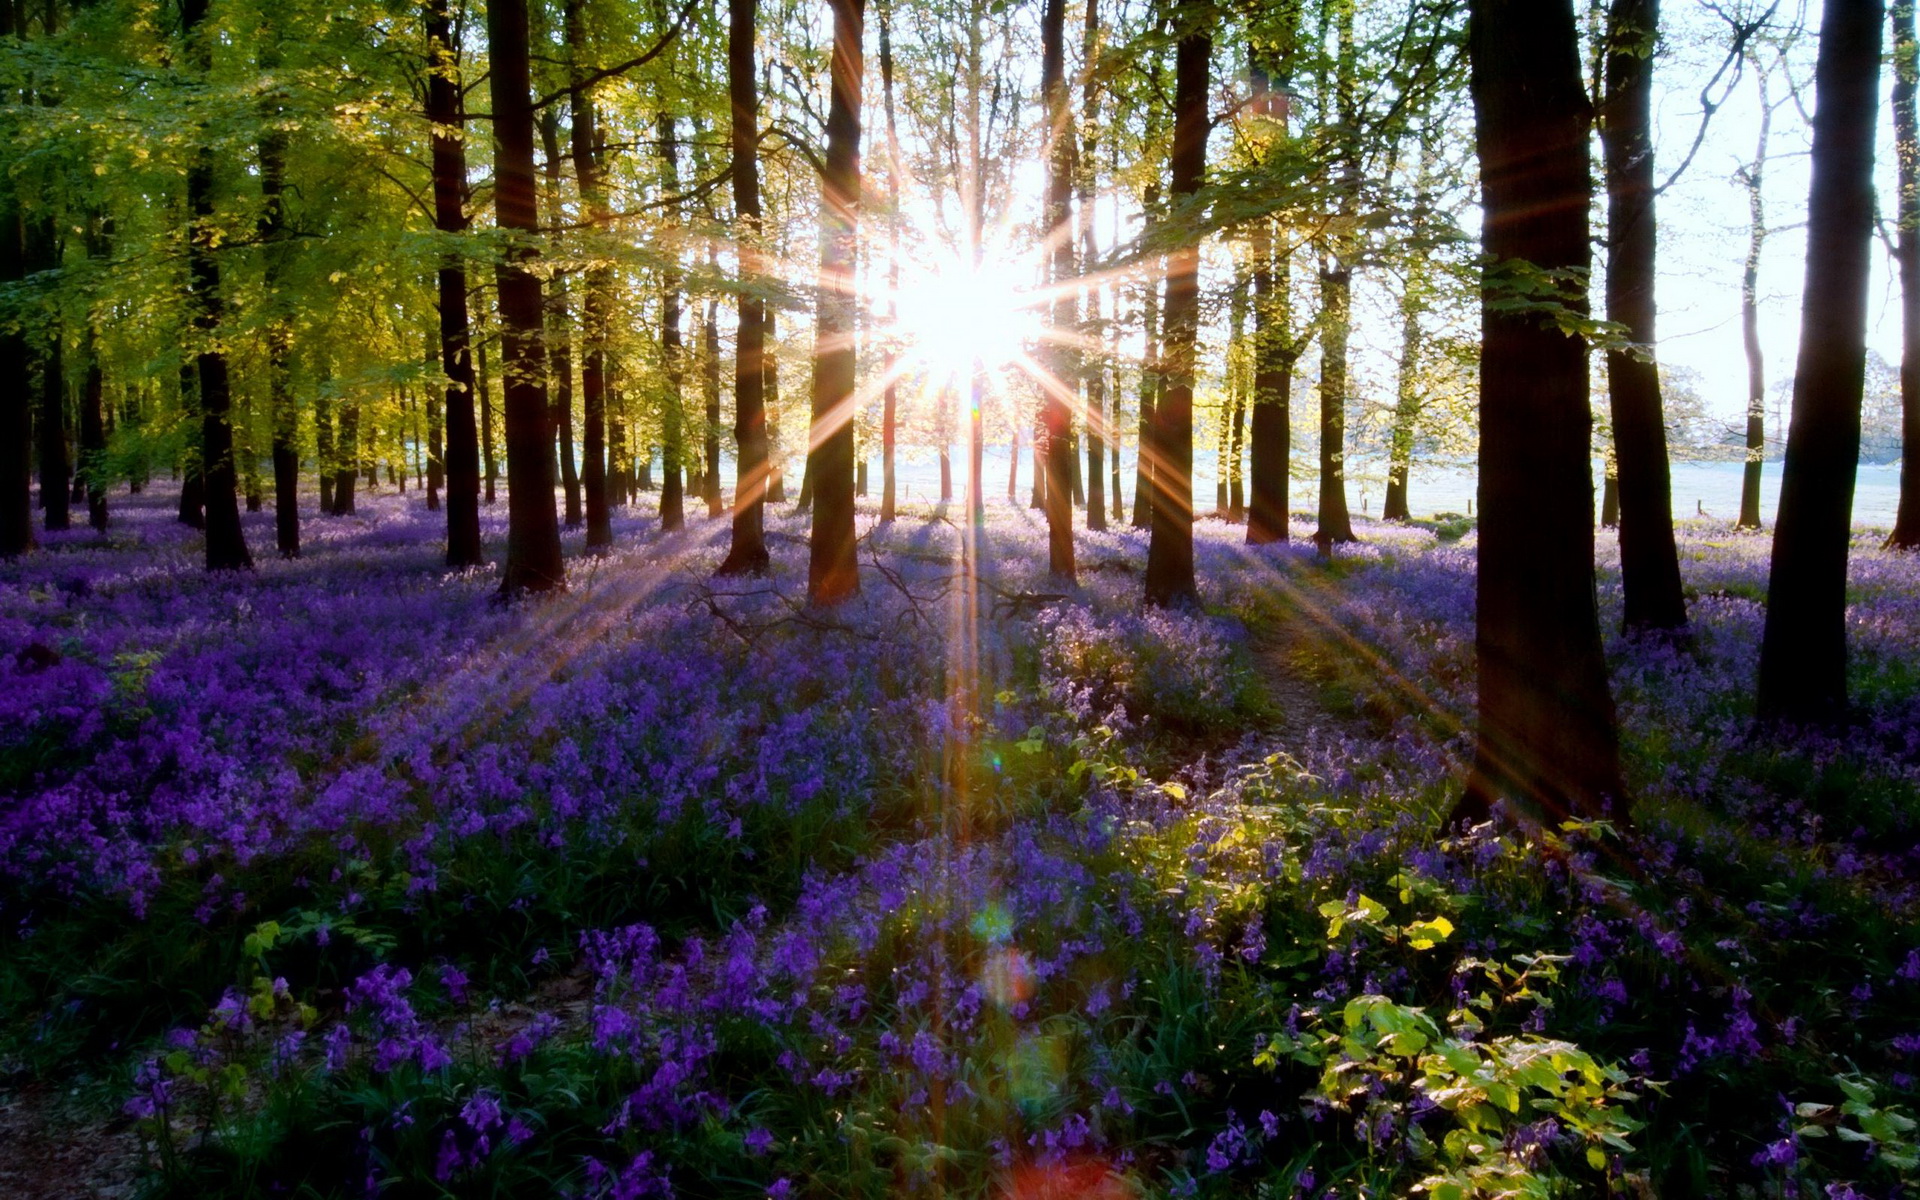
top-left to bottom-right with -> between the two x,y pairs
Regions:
892,254 -> 1036,380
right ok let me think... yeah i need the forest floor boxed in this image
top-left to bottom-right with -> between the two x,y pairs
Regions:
2,484 -> 1918,1199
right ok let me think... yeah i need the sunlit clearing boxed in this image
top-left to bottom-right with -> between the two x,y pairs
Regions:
893,254 -> 1037,379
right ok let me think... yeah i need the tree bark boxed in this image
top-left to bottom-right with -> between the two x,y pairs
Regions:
259,78 -> 299,556
719,0 -> 772,572
428,0 -> 482,565
1890,0 -> 1920,548
1601,0 -> 1687,632
877,0 -> 900,524
1758,0 -> 1883,721
182,0 -> 249,569
1132,249 -> 1160,530
479,336 -> 498,505
539,108 -> 582,530
658,113 -> 687,533
1383,262 -> 1422,522
703,296 -> 724,516
35,291 -> 68,532
1144,10 -> 1206,608
564,0 -> 613,551
488,0 -> 565,595
1313,3 -> 1358,545
0,175 -> 29,557
806,0 -> 865,606
1737,87 -> 1770,531
1080,0 -> 1106,533
333,402 -> 359,515
80,334 -> 106,531
1041,0 -> 1078,580
1455,0 -> 1625,828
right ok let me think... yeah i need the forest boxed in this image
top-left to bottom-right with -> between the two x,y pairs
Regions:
3,0 -> 1920,1194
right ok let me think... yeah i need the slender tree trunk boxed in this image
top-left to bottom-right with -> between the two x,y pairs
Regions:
1041,0 -> 1078,579
1758,0 -> 1883,721
703,296 -> 723,516
1313,4 -> 1358,545
80,335 -> 106,531
427,360 -> 443,511
488,0 -> 565,595
1383,246 -> 1423,521
878,0 -> 900,523
539,109 -> 582,530
334,403 -> 359,515
479,336 -> 498,505
0,173 -> 29,557
765,308 -> 784,504
315,375 -> 334,515
658,113 -> 687,533
1132,256 -> 1160,529
565,0 -> 613,551
1144,10 -> 1207,607
35,292 -> 68,532
1455,0 -> 1625,828
1248,204 -> 1293,543
807,0 -> 865,605
258,81 -> 300,555
719,0 -> 771,571
427,0 -> 482,565
183,0 -> 249,569
1226,258 -> 1247,521
1737,92 -> 1770,531
1601,0 -> 1687,632
1890,0 -> 1920,548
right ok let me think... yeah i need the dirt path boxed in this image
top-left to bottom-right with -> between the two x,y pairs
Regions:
0,1086 -> 142,1199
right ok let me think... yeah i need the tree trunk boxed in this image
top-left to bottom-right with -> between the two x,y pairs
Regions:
719,0 -> 771,571
1313,4 -> 1358,546
1132,257 -> 1160,530
539,108 -> 582,530
878,0 -> 900,524
427,362 -> 444,511
658,113 -> 687,533
806,0 -> 865,606
1081,0 -> 1107,534
1758,0 -> 1883,721
488,0 -> 565,595
0,173 -> 29,557
765,309 -> 784,504
183,0 -> 249,569
1248,212 -> 1293,543
479,337 -> 498,505
1601,0 -> 1687,632
1144,10 -> 1207,608
703,296 -> 724,516
1455,0 -> 1625,828
334,403 -> 359,515
565,0 -> 613,551
1041,0 -> 1077,580
314,374 -> 334,515
1890,0 -> 1920,549
80,337 -> 106,531
35,295 -> 68,532
1738,97 -> 1769,530
1383,265 -> 1422,522
427,0 -> 482,565
259,80 -> 300,556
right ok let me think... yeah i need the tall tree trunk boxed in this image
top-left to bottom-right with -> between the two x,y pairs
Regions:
1890,0 -> 1920,549
0,171 -> 29,557
479,336 -> 498,505
1382,289 -> 1421,522
719,0 -> 771,571
259,70 -> 300,556
1758,0 -> 1883,721
1601,0 -> 1687,632
1226,256 -> 1247,521
1247,187 -> 1293,542
1144,9 -> 1207,607
80,333 -> 106,531
426,356 -> 444,511
314,373 -> 333,515
334,402 -> 359,515
35,286 -> 68,532
488,0 -> 565,595
1080,0 -> 1106,532
806,0 -> 865,606
1313,2 -> 1358,545
566,0 -> 613,551
878,0 -> 900,524
428,0 -> 482,565
539,108 -> 582,530
1737,81 -> 1772,531
765,308 -> 785,504
1132,253 -> 1160,530
658,113 -> 687,533
703,296 -> 723,516
183,0 -> 249,569
1455,0 -> 1625,828
1041,0 -> 1077,580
